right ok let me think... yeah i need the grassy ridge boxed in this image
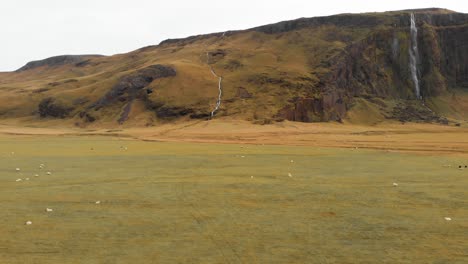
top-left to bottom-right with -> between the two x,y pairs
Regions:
1,9 -> 466,126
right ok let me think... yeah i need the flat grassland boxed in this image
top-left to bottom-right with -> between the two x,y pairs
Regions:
0,122 -> 467,263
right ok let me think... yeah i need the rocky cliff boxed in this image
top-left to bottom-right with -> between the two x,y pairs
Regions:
0,8 -> 466,126
273,9 -> 468,122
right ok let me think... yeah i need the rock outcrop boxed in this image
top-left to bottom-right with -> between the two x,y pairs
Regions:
276,10 -> 468,122
38,98 -> 73,118
91,64 -> 176,110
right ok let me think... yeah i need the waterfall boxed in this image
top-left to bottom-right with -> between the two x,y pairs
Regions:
409,13 -> 421,99
210,67 -> 223,118
206,32 -> 226,118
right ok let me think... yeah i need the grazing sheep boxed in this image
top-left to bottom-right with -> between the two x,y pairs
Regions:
46,172 -> 51,175
16,168 -> 20,172
288,173 -> 293,177
16,179 -> 22,182
95,201 -> 101,204
25,221 -> 32,225
445,217 -> 452,221
34,174 -> 39,177
393,183 -> 399,187
46,208 -> 53,212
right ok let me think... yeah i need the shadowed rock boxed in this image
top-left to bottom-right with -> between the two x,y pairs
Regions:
236,87 -> 253,99
38,98 -> 73,118
92,65 -> 176,110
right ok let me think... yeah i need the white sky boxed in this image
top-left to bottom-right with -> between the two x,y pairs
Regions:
1,0 -> 467,71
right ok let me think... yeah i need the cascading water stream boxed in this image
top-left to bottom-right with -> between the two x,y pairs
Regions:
209,66 -> 223,118
205,33 -> 225,118
409,13 -> 421,100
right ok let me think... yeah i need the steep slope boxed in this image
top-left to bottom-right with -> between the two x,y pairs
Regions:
0,8 -> 467,127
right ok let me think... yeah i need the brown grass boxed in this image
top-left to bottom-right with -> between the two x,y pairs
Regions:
0,120 -> 467,157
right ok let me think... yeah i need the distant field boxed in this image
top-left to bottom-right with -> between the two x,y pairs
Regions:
0,135 -> 467,263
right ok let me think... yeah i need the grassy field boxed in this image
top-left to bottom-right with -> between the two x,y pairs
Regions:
0,135 -> 467,263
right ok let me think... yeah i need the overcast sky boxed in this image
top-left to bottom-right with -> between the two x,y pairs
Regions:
1,0 -> 467,72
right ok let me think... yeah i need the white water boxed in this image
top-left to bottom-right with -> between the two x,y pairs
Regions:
409,13 -> 421,99
206,33 -> 226,118
210,66 -> 223,118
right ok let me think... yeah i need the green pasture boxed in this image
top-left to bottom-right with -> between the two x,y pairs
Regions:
0,136 -> 466,263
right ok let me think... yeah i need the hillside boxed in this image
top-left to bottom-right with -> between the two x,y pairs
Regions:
0,8 -> 467,127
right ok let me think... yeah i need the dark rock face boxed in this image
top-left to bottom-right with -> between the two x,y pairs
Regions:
92,64 -> 176,110
223,60 -> 243,71
79,111 -> 96,123
207,49 -> 227,64
276,11 -> 468,123
247,73 -> 310,90
254,14 -> 385,34
90,64 -> 181,123
17,55 -> 103,72
159,32 -> 227,47
189,113 -> 211,119
144,99 -> 209,120
38,98 -> 73,118
33,88 -> 49,94
118,101 -> 133,124
278,94 -> 346,122
434,24 -> 468,88
236,87 -> 252,99
156,106 -> 194,119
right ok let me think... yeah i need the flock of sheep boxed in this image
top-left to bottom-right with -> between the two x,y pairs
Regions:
14,161 -> 101,226
12,145 -> 458,226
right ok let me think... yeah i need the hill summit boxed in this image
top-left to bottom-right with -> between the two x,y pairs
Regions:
0,8 -> 467,127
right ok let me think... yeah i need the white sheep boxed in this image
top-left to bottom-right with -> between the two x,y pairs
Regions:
25,221 -> 32,225
445,217 -> 452,221
393,183 -> 399,187
46,208 -> 53,212
16,168 -> 20,172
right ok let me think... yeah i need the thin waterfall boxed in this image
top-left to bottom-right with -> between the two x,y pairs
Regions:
210,66 -> 223,118
409,13 -> 421,99
207,33 -> 226,118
